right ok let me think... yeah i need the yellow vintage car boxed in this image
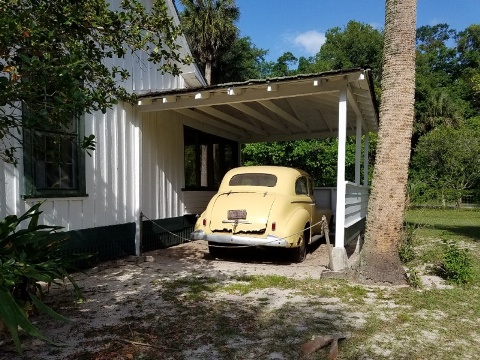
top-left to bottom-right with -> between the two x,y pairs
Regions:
191,166 -> 332,262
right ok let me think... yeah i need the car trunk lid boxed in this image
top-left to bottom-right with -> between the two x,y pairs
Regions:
209,192 -> 276,234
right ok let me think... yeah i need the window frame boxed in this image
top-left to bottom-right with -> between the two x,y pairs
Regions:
183,126 -> 239,191
23,115 -> 87,199
295,176 -> 309,196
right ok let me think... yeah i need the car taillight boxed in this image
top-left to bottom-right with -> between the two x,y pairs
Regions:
271,222 -> 276,231
203,218 -> 207,226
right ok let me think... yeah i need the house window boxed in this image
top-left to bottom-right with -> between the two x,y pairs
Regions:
184,126 -> 238,190
23,115 -> 86,198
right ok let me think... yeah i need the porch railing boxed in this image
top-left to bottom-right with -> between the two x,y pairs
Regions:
314,183 -> 369,233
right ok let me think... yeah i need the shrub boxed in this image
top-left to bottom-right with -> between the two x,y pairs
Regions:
0,203 -> 87,354
438,240 -> 475,285
406,266 -> 422,289
398,223 -> 417,263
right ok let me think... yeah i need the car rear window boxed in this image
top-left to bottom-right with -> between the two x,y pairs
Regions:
229,173 -> 277,187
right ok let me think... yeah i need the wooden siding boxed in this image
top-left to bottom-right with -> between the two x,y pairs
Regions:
313,187 -> 337,217
141,111 -> 185,220
0,153 -> 26,218
0,102 -> 140,230
141,110 -> 241,220
0,105 -> 27,218
183,191 -> 216,215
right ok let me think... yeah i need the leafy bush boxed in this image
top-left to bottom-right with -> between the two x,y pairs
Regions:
0,203 -> 86,354
398,223 -> 417,263
438,240 -> 475,285
406,266 -> 422,289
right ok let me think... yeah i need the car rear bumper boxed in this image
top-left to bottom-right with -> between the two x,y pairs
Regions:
190,230 -> 289,247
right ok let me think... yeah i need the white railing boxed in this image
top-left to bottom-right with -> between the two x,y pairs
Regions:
345,182 -> 369,228
314,183 -> 369,228
313,187 -> 337,215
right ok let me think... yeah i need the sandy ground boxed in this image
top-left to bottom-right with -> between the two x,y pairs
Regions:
1,239 -> 348,359
142,238 -> 342,280
0,238 -> 451,359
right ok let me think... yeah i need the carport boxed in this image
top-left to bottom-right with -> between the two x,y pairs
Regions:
137,67 -> 378,270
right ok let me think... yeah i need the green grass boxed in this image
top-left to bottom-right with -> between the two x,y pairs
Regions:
405,208 -> 480,267
405,208 -> 480,242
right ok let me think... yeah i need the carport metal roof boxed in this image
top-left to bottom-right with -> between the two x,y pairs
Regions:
137,68 -> 379,142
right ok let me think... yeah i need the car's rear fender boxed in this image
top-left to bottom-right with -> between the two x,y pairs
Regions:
278,208 -> 311,247
193,210 -> 206,232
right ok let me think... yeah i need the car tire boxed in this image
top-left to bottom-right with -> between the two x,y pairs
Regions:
292,228 -> 308,263
208,241 -> 224,258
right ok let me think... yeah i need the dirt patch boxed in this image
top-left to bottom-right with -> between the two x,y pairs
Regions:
0,240 -> 340,359
2,238 -> 457,359
149,239 -> 334,279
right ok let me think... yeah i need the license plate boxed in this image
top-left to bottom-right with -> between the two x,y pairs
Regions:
228,209 -> 247,220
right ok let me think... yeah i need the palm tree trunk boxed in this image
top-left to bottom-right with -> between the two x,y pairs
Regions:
356,0 -> 417,284
205,60 -> 212,85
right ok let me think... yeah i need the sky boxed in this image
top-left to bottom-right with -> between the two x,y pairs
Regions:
233,0 -> 480,62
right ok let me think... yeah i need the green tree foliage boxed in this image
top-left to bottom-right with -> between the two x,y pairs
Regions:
309,21 -> 384,86
270,52 -> 299,77
410,24 -> 480,204
255,21 -> 384,85
414,24 -> 467,139
0,0 -> 188,164
457,24 -> 480,113
245,52 -> 299,80
410,125 -> 480,205
179,0 -> 239,85
212,36 -> 268,84
242,136 -> 376,187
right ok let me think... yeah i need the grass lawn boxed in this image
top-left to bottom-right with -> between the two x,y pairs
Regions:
405,208 -> 480,271
406,207 -> 480,242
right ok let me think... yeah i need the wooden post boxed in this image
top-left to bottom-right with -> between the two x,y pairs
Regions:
139,212 -> 144,256
322,215 -> 334,270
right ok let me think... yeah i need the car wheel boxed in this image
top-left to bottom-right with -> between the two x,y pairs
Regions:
208,241 -> 224,258
292,228 -> 308,263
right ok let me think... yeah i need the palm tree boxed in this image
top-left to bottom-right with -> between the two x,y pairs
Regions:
179,0 -> 240,85
356,0 -> 417,284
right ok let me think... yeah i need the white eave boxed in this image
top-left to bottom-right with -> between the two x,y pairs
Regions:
168,0 -> 207,88
137,68 -> 379,143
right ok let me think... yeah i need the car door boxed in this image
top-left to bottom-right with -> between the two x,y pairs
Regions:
307,176 -> 323,234
294,176 -> 316,229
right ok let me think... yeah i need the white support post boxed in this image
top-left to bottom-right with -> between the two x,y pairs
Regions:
335,87 -> 347,249
363,132 -> 369,186
135,109 -> 143,257
355,116 -> 362,185
330,86 -> 349,271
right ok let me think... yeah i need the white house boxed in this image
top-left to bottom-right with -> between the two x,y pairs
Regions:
0,0 -> 205,262
0,0 -> 378,270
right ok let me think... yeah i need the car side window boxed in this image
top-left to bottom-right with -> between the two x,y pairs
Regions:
295,177 -> 308,195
